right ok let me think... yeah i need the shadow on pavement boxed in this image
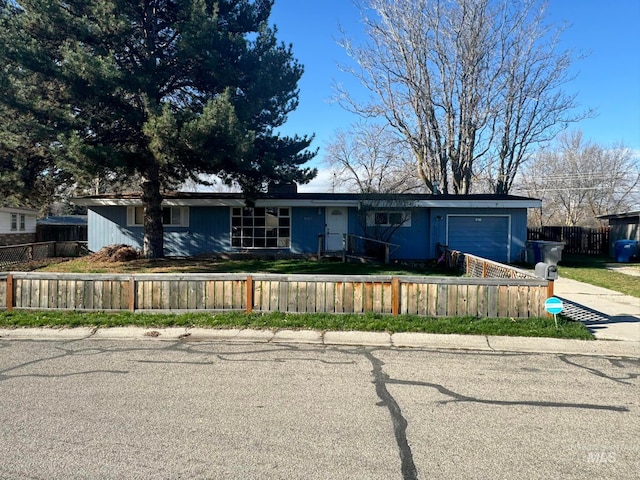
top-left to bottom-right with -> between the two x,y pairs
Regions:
558,297 -> 640,333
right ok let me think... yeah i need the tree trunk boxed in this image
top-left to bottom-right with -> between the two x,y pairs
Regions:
141,166 -> 164,259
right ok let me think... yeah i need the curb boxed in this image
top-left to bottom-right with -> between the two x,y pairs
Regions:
1,327 -> 638,357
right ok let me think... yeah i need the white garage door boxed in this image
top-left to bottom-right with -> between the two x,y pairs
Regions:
447,215 -> 510,263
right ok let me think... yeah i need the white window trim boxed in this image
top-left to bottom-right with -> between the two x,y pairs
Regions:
127,206 -> 189,227
366,210 -> 412,227
10,213 -> 17,231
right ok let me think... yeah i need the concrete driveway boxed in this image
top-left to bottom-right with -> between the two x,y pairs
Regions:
553,277 -> 640,343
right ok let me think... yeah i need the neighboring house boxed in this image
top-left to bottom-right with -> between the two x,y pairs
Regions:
73,187 -> 541,263
598,211 -> 640,257
0,206 -> 38,246
37,215 -> 88,242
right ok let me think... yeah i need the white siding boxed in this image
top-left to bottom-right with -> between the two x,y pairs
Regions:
0,208 -> 38,234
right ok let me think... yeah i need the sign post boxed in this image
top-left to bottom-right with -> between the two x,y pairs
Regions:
544,297 -> 564,328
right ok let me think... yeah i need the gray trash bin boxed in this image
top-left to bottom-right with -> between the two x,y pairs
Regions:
614,240 -> 638,262
526,240 -> 565,265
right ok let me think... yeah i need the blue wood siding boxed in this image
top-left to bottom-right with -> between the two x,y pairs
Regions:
88,207 -> 142,252
390,208 -> 430,260
88,206 -> 231,256
169,207 -> 230,256
291,207 -> 326,253
89,204 -> 530,262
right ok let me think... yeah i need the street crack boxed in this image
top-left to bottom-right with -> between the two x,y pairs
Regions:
365,351 -> 418,480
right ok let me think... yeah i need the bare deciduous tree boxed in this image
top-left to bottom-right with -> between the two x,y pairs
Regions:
324,122 -> 425,193
517,131 -> 640,226
337,0 -> 586,194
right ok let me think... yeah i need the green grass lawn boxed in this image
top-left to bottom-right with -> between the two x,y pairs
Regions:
558,254 -> 640,298
0,310 -> 594,340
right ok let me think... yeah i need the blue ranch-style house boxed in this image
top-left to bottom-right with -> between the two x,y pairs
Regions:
74,186 -> 541,264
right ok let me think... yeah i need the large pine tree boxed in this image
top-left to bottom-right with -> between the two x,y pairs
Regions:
0,0 -> 316,257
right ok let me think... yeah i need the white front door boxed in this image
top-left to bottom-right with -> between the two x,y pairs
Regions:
326,207 -> 348,251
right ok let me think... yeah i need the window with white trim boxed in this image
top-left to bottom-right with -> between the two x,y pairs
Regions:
10,213 -> 17,231
366,210 -> 411,227
127,206 -> 189,227
19,214 -> 26,231
231,207 -> 290,248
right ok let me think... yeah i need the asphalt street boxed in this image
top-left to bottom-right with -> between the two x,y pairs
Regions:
0,338 -> 638,479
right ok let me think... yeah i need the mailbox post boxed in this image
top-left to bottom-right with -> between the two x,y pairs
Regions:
535,261 -> 558,305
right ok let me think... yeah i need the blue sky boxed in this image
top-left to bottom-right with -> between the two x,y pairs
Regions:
268,0 -> 640,190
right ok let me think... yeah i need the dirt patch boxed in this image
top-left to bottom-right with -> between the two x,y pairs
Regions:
89,244 -> 140,263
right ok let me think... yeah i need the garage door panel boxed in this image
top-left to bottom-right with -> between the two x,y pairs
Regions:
447,216 -> 509,262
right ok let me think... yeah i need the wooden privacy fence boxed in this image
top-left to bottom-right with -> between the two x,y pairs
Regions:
0,272 -> 549,318
528,226 -> 610,255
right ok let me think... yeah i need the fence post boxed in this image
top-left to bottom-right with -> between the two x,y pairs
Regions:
6,273 -> 13,312
128,276 -> 136,312
391,277 -> 400,316
482,261 -> 488,278
246,275 -> 253,314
